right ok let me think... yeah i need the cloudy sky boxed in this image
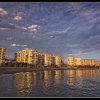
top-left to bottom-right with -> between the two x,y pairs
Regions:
0,2 -> 100,61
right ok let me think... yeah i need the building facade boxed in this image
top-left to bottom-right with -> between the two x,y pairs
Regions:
96,61 -> 100,67
43,53 -> 52,67
0,47 -> 6,65
74,57 -> 82,66
53,56 -> 62,67
81,59 -> 96,67
66,56 -> 75,67
38,53 -> 44,66
15,48 -> 38,65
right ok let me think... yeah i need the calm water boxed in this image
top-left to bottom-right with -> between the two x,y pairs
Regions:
0,69 -> 100,97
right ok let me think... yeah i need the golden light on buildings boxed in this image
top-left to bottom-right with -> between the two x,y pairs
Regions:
74,57 -> 82,66
0,47 -> 6,65
43,53 -> 52,67
66,56 -> 100,67
15,48 -> 38,65
66,56 -> 75,67
53,56 -> 62,67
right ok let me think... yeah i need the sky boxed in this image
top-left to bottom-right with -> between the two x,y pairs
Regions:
0,2 -> 100,61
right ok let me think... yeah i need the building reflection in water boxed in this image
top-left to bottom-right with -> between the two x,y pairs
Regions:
54,70 -> 63,87
65,69 -> 100,88
43,71 -> 53,88
12,69 -> 100,96
13,72 -> 35,97
43,71 -> 51,80
66,70 -> 76,87
43,70 -> 63,88
55,70 -> 62,80
81,70 -> 99,81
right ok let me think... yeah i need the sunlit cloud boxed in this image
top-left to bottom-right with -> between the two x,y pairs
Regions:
0,8 -> 8,17
13,15 -> 22,21
13,11 -> 24,21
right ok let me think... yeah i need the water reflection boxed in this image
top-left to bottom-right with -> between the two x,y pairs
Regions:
65,69 -> 100,88
0,69 -> 100,97
0,76 -> 3,89
13,72 -> 34,97
43,71 -> 51,80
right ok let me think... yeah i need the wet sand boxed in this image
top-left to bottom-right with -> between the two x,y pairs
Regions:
0,67 -> 68,74
0,67 -> 99,75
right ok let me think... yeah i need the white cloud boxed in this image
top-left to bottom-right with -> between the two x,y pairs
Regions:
28,25 -> 39,29
11,43 -> 27,47
27,24 -> 40,32
47,27 -> 71,35
0,27 -> 9,30
0,8 -> 8,17
50,36 -> 54,38
13,15 -> 22,21
13,11 -> 24,21
0,22 -> 40,33
11,43 -> 17,47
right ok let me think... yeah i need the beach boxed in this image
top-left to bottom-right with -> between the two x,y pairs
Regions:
0,67 -> 69,74
0,66 -> 100,75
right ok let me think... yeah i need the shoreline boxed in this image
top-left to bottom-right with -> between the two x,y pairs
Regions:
0,67 -> 100,75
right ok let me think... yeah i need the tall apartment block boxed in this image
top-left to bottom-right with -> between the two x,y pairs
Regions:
38,53 -> 44,66
52,56 -> 62,67
43,53 -> 52,67
15,48 -> 38,65
66,56 -> 75,67
0,47 -> 6,65
74,57 -> 82,66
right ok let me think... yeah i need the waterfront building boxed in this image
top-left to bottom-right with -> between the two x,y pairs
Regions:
96,61 -> 100,67
83,59 -> 89,66
81,59 -> 96,67
38,52 -> 52,67
0,47 -> 6,65
38,53 -> 44,66
53,56 -> 62,67
66,56 -> 75,67
81,59 -> 85,66
66,56 -> 99,68
15,48 -> 38,65
89,59 -> 96,66
74,57 -> 82,67
43,53 -> 52,67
